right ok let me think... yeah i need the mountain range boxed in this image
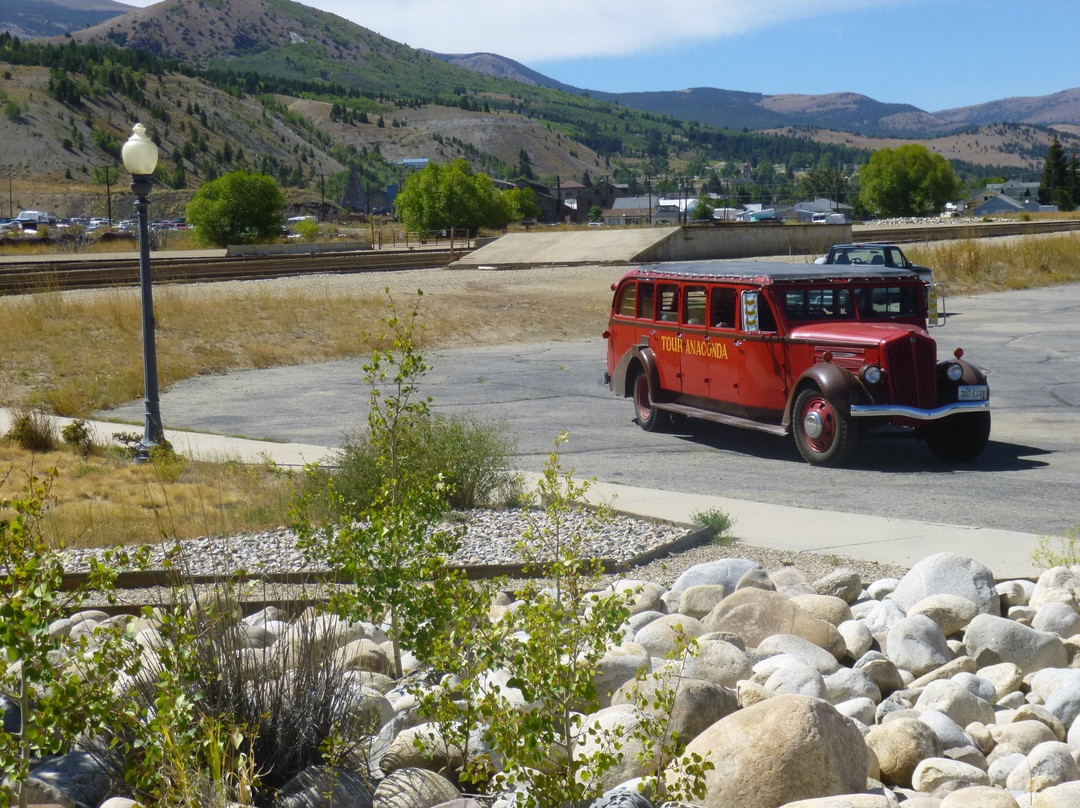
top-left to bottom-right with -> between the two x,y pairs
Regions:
1,0 -> 1078,219
10,0 -> 1075,140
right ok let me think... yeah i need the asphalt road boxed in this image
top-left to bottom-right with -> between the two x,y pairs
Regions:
104,283 -> 1080,537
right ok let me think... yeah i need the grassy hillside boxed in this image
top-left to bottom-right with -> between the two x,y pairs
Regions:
2,0 -> 1075,217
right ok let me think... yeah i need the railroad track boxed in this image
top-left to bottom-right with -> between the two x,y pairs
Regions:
3,220 -> 1079,297
854,218 -> 1080,244
0,248 -> 465,296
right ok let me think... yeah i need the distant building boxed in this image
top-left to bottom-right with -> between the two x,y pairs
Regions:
968,190 -> 1051,216
401,158 -> 429,171
565,179 -> 627,223
985,180 -> 1041,201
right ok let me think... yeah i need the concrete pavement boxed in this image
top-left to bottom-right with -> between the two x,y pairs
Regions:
1,408 -> 1046,580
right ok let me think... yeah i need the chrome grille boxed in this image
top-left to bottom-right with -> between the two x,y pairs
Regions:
885,333 -> 937,409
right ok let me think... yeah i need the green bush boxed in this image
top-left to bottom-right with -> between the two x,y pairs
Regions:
4,408 -> 58,452
690,507 -> 735,545
332,411 -> 518,511
60,418 -> 93,456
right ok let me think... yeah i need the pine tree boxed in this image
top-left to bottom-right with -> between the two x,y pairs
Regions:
1068,151 -> 1080,211
1039,135 -> 1068,205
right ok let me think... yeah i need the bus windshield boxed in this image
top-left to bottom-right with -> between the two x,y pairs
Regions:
781,285 -> 922,322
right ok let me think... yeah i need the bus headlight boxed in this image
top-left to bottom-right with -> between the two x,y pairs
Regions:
861,365 -> 882,384
946,363 -> 964,382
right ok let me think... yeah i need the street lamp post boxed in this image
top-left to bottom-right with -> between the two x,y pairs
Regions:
121,123 -> 162,461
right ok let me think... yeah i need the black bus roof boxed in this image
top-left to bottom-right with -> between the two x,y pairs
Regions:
626,260 -> 920,284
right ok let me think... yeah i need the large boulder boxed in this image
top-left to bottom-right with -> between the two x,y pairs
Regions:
611,672 -> 738,745
667,694 -> 866,808
963,614 -> 1068,675
594,643 -> 652,707
890,553 -> 1000,617
701,588 -> 846,659
664,558 -> 766,608
633,613 -> 705,658
373,767 -> 459,808
865,716 -> 941,788
884,614 -> 951,677
275,765 -> 375,808
680,637 -> 751,688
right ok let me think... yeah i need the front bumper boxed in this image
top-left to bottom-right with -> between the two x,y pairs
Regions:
849,400 -> 989,421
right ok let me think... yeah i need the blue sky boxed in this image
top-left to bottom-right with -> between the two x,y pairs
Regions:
126,0 -> 1079,112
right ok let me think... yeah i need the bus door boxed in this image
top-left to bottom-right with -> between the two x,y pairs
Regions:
652,282 -> 683,393
733,289 -> 789,417
699,285 -> 737,402
678,285 -> 710,399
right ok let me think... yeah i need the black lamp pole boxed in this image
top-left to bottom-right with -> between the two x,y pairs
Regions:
132,171 -> 163,459
122,123 -> 163,461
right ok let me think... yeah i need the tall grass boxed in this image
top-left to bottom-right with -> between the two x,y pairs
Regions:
0,441 -> 297,550
0,266 -> 616,416
907,232 -> 1080,294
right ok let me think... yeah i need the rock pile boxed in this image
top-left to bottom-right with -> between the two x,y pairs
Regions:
15,550 -> 1080,808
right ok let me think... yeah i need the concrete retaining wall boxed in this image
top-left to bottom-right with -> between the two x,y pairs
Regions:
642,223 -> 852,262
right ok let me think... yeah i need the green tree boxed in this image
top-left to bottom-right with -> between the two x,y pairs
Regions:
799,164 -> 850,203
395,159 -> 513,234
1039,136 -> 1074,210
505,186 -> 541,223
690,192 -> 714,221
1069,152 -> 1080,211
859,144 -> 963,216
185,170 -> 285,247
588,204 -> 604,223
294,290 -> 475,680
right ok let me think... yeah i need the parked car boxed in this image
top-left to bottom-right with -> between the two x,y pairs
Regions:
815,243 -> 932,285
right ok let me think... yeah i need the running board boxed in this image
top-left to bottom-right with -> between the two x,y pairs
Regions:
654,403 -> 789,437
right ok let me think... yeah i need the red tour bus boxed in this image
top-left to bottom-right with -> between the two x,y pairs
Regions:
602,260 -> 990,466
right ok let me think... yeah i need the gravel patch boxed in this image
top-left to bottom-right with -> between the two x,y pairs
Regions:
59,507 -> 910,605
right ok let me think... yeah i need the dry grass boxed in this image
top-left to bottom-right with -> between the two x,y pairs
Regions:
0,441 -> 297,550
906,232 -> 1080,294
3,231 -> 1080,549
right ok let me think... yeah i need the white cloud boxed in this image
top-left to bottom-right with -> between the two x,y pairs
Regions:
307,0 -> 911,61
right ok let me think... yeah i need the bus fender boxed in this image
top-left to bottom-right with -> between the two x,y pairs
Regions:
612,345 -> 660,399
782,362 -> 853,430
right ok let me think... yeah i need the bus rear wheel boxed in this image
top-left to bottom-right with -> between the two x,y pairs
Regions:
793,388 -> 855,466
633,370 -> 669,432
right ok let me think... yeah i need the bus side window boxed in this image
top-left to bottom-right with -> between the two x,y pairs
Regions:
658,283 -> 679,322
638,282 -> 655,319
616,283 -> 637,317
683,286 -> 706,325
710,286 -> 736,328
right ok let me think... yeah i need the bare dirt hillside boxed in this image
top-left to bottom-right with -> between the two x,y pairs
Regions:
764,124 -> 1076,171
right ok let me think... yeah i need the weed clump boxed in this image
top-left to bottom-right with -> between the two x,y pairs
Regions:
4,407 -> 57,452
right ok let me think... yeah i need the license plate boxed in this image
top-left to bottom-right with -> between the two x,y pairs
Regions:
958,385 -> 988,401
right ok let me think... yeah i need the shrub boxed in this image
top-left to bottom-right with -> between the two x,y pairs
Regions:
87,576 -> 368,804
60,418 -> 93,456
0,472 -> 145,807
690,506 -> 735,544
4,408 -> 57,452
476,433 -> 633,807
333,411 -> 518,511
1032,524 -> 1080,568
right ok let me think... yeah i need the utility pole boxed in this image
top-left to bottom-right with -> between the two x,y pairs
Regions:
99,165 -> 116,226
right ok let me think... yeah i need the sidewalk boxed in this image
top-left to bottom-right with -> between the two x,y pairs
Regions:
0,409 -> 1045,579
